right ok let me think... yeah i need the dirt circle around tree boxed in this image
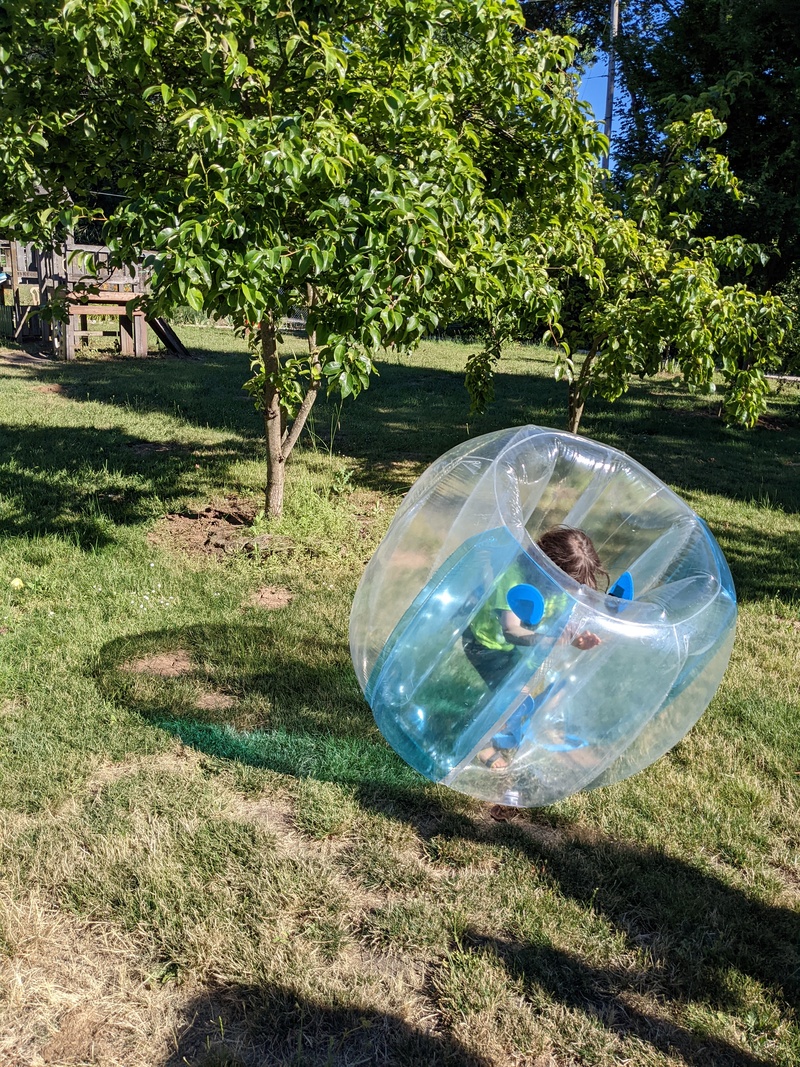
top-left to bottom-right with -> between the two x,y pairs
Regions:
147,497 -> 294,559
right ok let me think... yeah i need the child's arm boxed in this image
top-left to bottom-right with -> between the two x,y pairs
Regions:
498,609 -> 540,646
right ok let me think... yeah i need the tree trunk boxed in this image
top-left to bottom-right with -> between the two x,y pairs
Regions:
261,287 -> 323,520
261,315 -> 286,519
280,283 -> 322,457
568,382 -> 586,435
567,343 -> 598,435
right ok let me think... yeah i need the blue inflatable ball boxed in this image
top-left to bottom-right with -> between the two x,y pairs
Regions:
350,426 -> 737,807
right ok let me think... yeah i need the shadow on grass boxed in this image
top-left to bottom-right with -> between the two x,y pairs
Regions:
5,346 -> 800,509
5,350 -> 800,594
0,421 -> 251,547
479,818 -> 800,1014
95,624 -> 799,1066
94,625 -> 428,797
0,343 -> 260,438
330,362 -> 800,516
162,981 -> 490,1067
466,936 -> 783,1067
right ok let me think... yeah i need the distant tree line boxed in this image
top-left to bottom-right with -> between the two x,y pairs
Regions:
522,0 -> 799,364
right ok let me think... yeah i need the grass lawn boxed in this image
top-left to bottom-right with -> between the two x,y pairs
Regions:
0,328 -> 798,1067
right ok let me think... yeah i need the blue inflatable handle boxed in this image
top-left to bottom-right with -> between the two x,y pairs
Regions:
507,583 -> 545,627
609,571 -> 634,601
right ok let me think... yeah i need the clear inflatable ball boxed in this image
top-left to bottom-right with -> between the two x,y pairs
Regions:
350,426 -> 737,807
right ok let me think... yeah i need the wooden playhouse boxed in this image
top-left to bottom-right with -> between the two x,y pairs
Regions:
0,238 -> 187,358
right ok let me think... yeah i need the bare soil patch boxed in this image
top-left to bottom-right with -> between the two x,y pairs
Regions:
148,498 -> 299,560
126,441 -> 188,456
0,344 -> 55,366
122,649 -> 194,677
41,1006 -> 106,1064
247,585 -> 294,609
757,414 -> 790,431
196,690 -> 236,711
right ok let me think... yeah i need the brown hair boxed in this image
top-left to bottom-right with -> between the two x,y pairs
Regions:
536,526 -> 608,591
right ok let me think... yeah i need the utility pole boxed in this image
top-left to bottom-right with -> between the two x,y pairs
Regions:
602,0 -> 620,169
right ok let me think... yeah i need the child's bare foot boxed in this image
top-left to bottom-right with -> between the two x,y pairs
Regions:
478,747 -> 508,770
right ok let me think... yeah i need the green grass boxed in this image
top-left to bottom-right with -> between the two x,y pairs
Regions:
0,330 -> 798,1067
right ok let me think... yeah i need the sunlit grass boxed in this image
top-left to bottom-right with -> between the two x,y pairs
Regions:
0,332 -> 797,1066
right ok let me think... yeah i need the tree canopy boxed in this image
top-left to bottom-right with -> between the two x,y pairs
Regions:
0,1 -> 792,514
548,98 -> 790,432
614,0 -> 800,287
520,1 -> 800,289
0,0 -> 604,514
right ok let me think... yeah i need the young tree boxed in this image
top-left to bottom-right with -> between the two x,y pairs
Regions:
0,0 -> 604,516
465,91 -> 792,433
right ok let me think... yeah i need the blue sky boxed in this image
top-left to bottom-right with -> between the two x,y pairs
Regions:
579,56 -> 610,127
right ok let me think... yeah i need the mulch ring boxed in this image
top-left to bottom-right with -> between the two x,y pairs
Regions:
148,497 -> 296,559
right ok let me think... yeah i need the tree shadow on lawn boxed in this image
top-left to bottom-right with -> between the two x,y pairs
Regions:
464,935 -> 784,1067
4,364 -> 800,601
96,625 -> 799,1067
6,352 -> 800,513
0,421 -> 251,548
162,981 -> 491,1067
0,346 -> 261,439
331,362 -> 800,515
469,818 -> 800,1015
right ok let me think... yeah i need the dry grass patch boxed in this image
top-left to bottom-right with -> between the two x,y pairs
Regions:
0,887 -> 190,1067
122,649 -> 194,677
80,747 -> 205,797
195,689 -> 236,711
227,790 -> 297,840
245,585 -> 293,609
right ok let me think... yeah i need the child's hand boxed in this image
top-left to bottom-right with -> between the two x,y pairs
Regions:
572,631 -> 601,650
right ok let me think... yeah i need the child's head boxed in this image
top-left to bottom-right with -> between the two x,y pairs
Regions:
536,526 -> 607,590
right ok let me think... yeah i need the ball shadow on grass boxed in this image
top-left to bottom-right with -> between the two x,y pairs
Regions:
93,624 -> 429,800
93,626 -> 799,1066
162,980 -> 493,1067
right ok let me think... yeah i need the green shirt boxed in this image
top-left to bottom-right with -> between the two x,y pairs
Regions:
469,565 -> 572,652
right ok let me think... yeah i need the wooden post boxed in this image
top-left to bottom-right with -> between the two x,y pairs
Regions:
119,314 -> 134,355
65,313 -> 76,360
133,312 -> 148,357
8,241 -> 21,335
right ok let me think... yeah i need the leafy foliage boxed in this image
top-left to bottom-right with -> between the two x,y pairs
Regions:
546,97 -> 791,431
0,0 -> 604,514
0,2 -> 792,499
609,0 -> 800,290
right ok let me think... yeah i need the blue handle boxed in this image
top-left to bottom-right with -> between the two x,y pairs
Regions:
609,571 -> 634,601
507,583 -> 545,627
